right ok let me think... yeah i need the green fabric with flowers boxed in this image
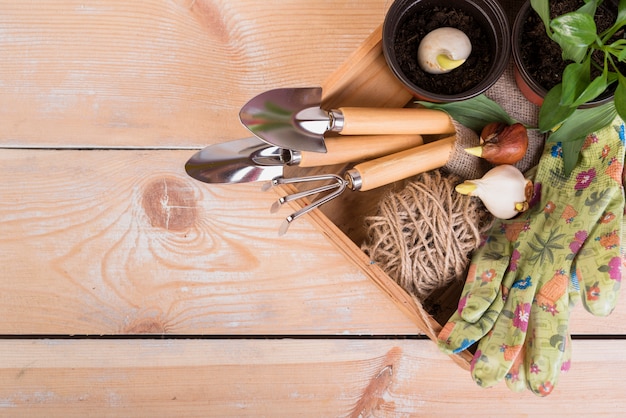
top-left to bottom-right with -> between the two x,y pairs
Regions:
438,117 -> 625,396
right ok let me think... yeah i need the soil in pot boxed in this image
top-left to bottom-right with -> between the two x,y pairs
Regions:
393,6 -> 492,95
519,0 -> 623,93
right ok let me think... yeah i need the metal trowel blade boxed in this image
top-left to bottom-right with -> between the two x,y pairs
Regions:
238,86 -> 328,153
185,137 -> 285,184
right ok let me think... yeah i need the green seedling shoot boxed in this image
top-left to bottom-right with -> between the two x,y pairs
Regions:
531,0 -> 626,173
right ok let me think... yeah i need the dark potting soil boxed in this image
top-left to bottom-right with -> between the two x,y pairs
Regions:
393,6 -> 492,95
519,0 -> 620,91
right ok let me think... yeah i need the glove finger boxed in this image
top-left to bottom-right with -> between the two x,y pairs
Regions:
438,262 -> 524,354
504,335 -> 527,393
573,119 -> 625,314
575,188 -> 623,316
524,271 -> 571,397
437,292 -> 504,355
459,256 -> 510,323
457,219 -> 518,323
471,319 -> 524,388
505,248 -> 580,393
471,269 -> 541,388
509,265 -> 578,394
506,333 -> 572,396
524,331 -> 571,397
506,314 -> 574,394
504,334 -> 572,392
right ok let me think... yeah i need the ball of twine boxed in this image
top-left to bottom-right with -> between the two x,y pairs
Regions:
361,169 -> 494,301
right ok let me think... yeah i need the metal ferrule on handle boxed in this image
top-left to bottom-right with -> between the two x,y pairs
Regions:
344,169 -> 362,191
344,136 -> 456,192
282,149 -> 302,166
328,109 -> 345,132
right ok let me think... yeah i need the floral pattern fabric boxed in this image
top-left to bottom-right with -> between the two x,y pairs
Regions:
437,117 -> 626,396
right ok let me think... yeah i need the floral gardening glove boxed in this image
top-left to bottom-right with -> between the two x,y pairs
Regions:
437,117 -> 625,396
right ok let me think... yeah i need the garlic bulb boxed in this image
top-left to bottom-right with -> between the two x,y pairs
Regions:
456,165 -> 532,219
417,27 -> 472,74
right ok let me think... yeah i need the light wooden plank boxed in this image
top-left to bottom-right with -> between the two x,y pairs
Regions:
1,148 -> 624,338
0,0 -> 390,148
570,294 -> 626,335
0,338 -> 623,416
0,148 -> 419,335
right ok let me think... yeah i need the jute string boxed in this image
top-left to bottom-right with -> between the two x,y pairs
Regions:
361,60 -> 542,303
361,170 -> 494,300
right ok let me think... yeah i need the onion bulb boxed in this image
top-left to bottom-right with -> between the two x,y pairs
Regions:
456,165 -> 532,219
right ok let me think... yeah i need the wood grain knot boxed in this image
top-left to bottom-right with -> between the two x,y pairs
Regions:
123,317 -> 168,334
351,347 -> 402,417
142,177 -> 197,231
180,0 -> 229,43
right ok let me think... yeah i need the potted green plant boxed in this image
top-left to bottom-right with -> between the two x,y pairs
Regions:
512,0 -> 626,171
382,0 -> 511,102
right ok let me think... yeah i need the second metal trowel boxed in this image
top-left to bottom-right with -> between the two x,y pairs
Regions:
238,87 -> 454,153
185,134 -> 425,185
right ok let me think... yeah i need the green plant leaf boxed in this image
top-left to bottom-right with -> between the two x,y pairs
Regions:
619,0 -> 626,22
570,68 -> 608,107
602,0 -> 626,40
606,0 -> 626,40
538,84 -> 576,132
549,101 -> 618,144
614,75 -> 626,122
551,12 -> 597,62
415,95 -> 517,132
606,39 -> 626,59
609,39 -> 626,49
551,12 -> 597,47
545,102 -> 617,176
577,0 -> 598,18
530,0 -> 552,36
560,42 -> 590,63
561,62 -> 590,105
561,137 -> 586,176
618,46 -> 626,62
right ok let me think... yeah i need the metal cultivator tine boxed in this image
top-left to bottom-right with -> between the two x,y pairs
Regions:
262,174 -> 347,235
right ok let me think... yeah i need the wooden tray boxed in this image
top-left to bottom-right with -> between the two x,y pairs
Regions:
286,24 -> 473,369
287,15 -> 626,370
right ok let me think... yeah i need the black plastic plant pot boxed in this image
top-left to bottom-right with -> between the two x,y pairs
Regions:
382,0 -> 510,102
512,0 -> 616,108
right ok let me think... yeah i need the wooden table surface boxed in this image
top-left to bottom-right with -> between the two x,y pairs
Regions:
1,0 -> 625,416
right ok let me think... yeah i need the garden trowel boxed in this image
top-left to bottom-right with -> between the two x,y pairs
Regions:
238,87 -> 454,153
185,134 -> 424,184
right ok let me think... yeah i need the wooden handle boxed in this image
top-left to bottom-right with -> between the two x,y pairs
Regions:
348,135 -> 456,192
297,134 -> 424,167
337,107 -> 455,136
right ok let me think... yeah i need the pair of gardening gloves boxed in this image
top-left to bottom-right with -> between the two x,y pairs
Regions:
438,117 -> 626,396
